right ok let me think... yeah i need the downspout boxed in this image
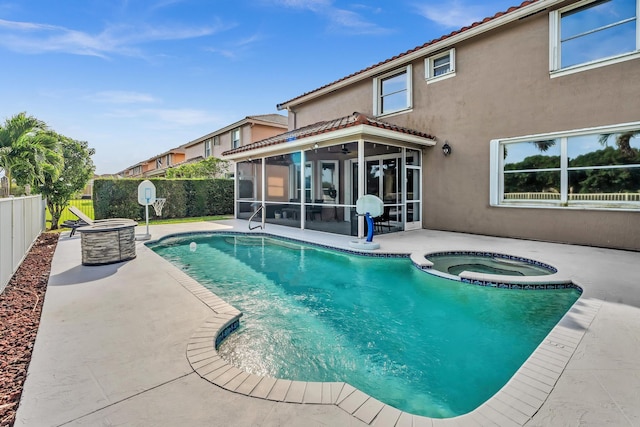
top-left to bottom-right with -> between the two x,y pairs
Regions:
287,106 -> 296,130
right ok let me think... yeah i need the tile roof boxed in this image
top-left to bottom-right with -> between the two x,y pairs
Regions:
222,112 -> 436,156
276,0 -> 540,109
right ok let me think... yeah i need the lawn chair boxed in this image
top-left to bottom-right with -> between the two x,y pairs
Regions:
62,206 -> 133,237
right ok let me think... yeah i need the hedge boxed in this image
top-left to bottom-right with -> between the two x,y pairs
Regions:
93,178 -> 234,220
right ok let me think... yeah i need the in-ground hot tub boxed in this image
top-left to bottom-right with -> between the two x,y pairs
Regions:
426,252 -> 557,277
77,220 -> 138,265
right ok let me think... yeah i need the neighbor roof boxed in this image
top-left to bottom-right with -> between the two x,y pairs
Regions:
182,113 -> 288,149
277,0 -> 548,110
222,112 -> 436,158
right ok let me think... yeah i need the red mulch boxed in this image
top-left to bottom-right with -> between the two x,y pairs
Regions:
0,233 -> 58,427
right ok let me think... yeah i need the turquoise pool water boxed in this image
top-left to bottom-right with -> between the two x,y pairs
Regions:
151,233 -> 580,418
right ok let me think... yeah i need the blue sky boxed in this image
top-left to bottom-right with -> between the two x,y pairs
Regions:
0,0 -> 519,174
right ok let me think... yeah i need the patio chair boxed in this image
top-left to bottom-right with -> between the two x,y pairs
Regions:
60,218 -> 90,237
373,206 -> 392,233
62,206 -> 133,237
306,199 -> 324,221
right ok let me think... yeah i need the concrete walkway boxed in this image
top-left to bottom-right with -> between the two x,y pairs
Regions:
15,221 -> 640,426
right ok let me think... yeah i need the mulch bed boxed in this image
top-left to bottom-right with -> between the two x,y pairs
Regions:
0,233 -> 58,427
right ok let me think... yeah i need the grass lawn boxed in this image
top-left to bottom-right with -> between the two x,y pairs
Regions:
46,200 -> 95,224
48,200 -> 232,232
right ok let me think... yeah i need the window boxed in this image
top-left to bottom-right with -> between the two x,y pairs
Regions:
232,128 -> 241,148
490,122 -> 640,209
156,158 -> 163,169
425,48 -> 455,82
204,139 -> 211,158
550,0 -> 639,74
373,65 -> 412,116
213,135 -> 220,146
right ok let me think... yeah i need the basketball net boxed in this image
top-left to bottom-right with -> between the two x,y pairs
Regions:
152,198 -> 166,216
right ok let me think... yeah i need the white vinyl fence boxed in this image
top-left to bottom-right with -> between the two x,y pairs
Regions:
0,195 -> 46,293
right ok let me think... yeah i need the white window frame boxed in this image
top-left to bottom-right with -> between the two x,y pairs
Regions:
549,0 -> 640,77
490,121 -> 640,211
204,139 -> 211,158
213,135 -> 220,146
373,65 -> 412,117
232,128 -> 241,149
425,48 -> 456,83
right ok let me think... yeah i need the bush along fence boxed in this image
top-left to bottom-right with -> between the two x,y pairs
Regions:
93,178 -> 234,221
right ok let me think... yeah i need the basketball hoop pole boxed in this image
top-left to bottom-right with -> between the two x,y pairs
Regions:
145,198 -> 150,237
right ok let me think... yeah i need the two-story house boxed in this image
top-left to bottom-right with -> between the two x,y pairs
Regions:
119,148 -> 186,178
222,0 -> 640,251
183,114 -> 288,165
119,114 -> 287,179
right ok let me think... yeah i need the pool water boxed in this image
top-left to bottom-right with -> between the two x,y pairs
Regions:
426,253 -> 556,277
151,234 -> 580,418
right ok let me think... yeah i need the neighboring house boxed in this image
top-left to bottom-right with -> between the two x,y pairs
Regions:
118,114 -> 287,179
120,148 -> 186,178
222,0 -> 640,251
182,114 -> 288,167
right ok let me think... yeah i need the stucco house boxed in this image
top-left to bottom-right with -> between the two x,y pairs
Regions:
222,0 -> 640,251
118,114 -> 287,179
183,114 -> 288,165
119,148 -> 186,178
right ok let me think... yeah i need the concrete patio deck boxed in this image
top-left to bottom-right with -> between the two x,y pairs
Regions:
15,220 -> 640,426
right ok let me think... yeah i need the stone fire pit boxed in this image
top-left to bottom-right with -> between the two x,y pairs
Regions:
77,220 -> 138,266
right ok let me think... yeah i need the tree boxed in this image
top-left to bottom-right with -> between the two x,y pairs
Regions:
0,112 -> 63,195
40,136 -> 95,229
165,156 -> 229,178
598,131 -> 639,158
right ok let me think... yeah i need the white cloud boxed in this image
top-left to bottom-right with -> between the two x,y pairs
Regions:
264,0 -> 390,35
92,91 -> 159,104
204,32 -> 263,60
0,18 -> 230,58
105,107 -> 221,127
413,1 -> 488,28
328,8 -> 391,35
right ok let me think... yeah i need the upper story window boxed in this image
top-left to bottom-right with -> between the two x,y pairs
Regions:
232,128 -> 241,148
373,65 -> 412,116
550,0 -> 639,75
204,139 -> 211,158
425,48 -> 456,82
490,122 -> 640,210
213,135 -> 220,146
155,158 -> 163,169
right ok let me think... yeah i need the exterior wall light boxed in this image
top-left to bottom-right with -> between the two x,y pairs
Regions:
442,141 -> 452,156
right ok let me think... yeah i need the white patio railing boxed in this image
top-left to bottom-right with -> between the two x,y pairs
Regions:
0,195 -> 46,293
504,192 -> 640,202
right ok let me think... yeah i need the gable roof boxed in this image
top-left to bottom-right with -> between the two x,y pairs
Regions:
277,0 -> 552,110
222,112 -> 435,159
182,113 -> 288,149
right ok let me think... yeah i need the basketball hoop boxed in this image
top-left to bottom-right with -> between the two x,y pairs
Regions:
152,198 -> 166,216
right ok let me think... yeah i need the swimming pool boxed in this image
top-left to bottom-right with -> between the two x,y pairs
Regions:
151,233 -> 580,418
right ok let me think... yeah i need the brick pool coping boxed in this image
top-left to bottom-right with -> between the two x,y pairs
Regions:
156,233 -> 601,427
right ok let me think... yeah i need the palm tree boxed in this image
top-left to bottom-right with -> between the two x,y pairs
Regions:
598,131 -> 639,158
0,112 -> 63,195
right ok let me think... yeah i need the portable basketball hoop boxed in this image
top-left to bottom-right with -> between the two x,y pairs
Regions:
152,198 -> 166,216
349,195 -> 383,250
136,180 -> 156,241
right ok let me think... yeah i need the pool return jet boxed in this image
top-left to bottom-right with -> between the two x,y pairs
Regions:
349,195 -> 383,250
